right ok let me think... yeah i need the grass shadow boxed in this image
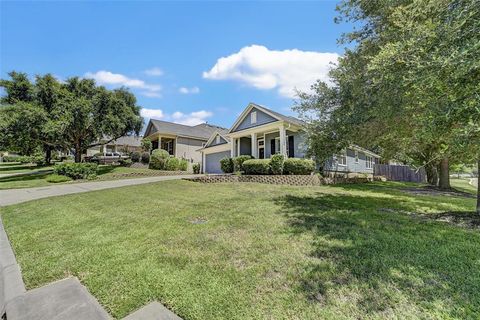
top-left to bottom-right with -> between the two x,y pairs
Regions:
274,188 -> 480,318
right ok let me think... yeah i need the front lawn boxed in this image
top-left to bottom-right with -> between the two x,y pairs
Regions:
0,165 -> 170,189
2,181 -> 479,319
0,162 -> 54,174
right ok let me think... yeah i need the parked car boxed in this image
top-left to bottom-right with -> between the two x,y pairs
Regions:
85,152 -> 129,164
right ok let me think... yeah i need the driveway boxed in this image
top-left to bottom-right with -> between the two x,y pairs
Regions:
0,175 -> 198,206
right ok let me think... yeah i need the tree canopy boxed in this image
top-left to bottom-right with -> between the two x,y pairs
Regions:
0,72 -> 143,162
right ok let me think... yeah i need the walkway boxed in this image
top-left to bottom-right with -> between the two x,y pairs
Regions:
0,175 -> 198,206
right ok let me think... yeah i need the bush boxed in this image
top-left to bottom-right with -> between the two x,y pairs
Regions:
53,163 -> 98,180
46,174 -> 72,183
2,155 -> 20,162
149,149 -> 169,170
283,158 -> 315,175
130,151 -> 141,163
270,154 -> 285,175
141,152 -> 150,164
178,158 -> 188,171
243,159 -> 271,175
119,158 -> 132,167
192,163 -> 200,174
233,155 -> 253,172
141,138 -> 152,152
165,157 -> 180,171
220,157 -> 234,173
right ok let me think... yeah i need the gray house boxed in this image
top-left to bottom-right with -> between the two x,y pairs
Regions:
143,119 -> 226,165
199,103 -> 380,174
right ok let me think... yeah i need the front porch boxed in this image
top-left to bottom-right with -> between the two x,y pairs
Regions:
229,124 -> 298,159
150,134 -> 176,156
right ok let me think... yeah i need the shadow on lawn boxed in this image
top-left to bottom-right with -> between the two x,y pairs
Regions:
0,172 -> 50,183
274,190 -> 480,318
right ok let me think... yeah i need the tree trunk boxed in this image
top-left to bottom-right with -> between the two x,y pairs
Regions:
477,159 -> 479,215
438,157 -> 450,190
44,146 -> 52,165
74,142 -> 82,163
425,163 -> 439,186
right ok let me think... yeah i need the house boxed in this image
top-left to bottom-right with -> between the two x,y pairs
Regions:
199,103 -> 381,174
143,119 -> 226,165
86,136 -> 143,156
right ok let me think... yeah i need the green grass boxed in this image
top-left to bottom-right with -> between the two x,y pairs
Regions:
0,165 -> 164,189
2,181 -> 479,319
451,177 -> 477,195
0,162 -> 54,174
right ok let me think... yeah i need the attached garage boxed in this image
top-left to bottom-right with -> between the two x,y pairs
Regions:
205,150 -> 231,174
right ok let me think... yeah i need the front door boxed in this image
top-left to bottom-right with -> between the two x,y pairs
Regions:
258,138 -> 265,159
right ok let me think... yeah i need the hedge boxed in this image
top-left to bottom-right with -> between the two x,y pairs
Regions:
141,152 -> 150,164
242,159 -> 271,175
53,163 -> 98,180
283,158 -> 315,175
192,163 -> 200,174
130,151 -> 141,162
220,157 -> 234,173
233,155 -> 253,172
270,154 -> 285,175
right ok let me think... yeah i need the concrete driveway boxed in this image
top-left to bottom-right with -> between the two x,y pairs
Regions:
0,175 -> 197,206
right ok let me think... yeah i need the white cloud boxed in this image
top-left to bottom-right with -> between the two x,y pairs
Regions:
84,70 -> 161,97
140,108 -> 164,119
171,110 -> 213,126
178,86 -> 200,94
144,67 -> 164,76
203,45 -> 339,98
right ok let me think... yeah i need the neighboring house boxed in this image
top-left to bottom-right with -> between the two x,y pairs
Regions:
143,119 -> 226,164
86,136 -> 143,156
199,102 -> 381,174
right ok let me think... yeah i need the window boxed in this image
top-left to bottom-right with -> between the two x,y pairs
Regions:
251,111 -> 257,124
355,150 -> 359,163
337,153 -> 347,166
366,156 -> 373,169
216,135 -> 221,144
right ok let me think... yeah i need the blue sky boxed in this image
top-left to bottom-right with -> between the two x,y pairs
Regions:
1,1 -> 351,129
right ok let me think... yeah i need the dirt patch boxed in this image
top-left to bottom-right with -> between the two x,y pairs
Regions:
401,186 -> 475,198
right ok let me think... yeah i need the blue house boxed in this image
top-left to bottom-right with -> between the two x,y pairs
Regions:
199,103 -> 381,174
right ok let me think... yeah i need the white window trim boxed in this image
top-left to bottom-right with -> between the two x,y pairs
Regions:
251,111 -> 257,124
366,155 -> 373,169
337,153 -> 347,166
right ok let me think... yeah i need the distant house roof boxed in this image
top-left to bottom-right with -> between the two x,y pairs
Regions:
146,119 -> 227,140
112,135 -> 142,147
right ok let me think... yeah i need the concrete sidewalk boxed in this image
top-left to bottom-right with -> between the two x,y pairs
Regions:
0,175 -> 197,206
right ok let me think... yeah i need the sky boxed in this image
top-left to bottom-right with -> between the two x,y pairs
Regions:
0,1 -> 352,130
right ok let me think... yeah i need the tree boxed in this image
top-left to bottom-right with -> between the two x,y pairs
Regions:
295,0 -> 479,195
0,72 -> 143,163
141,138 -> 152,152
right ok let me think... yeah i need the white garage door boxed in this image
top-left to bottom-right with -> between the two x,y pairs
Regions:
205,151 -> 231,174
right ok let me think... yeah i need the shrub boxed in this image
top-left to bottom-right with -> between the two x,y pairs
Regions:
243,159 -> 271,175
46,174 -> 72,183
165,157 -> 180,171
178,158 -> 188,171
220,157 -> 234,173
130,151 -> 141,162
120,158 -> 132,167
30,153 -> 45,165
53,163 -> 98,180
283,158 -> 315,175
149,149 -> 170,170
192,163 -> 200,174
141,152 -> 150,164
2,155 -> 20,162
233,155 -> 253,172
270,154 -> 285,175
141,138 -> 152,152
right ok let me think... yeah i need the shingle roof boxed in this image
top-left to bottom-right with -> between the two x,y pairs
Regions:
112,135 -> 142,147
149,119 -> 227,140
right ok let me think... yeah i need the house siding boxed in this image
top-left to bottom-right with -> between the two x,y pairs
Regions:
239,137 -> 252,155
232,107 -> 277,132
324,148 -> 376,173
206,134 -> 228,148
176,137 -> 205,163
263,131 -> 306,159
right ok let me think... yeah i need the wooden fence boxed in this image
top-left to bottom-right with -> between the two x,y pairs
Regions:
374,164 -> 426,183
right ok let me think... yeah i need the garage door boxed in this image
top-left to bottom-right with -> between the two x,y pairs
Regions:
205,151 -> 231,174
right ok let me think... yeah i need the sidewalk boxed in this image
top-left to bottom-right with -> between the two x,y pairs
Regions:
0,175 -> 197,206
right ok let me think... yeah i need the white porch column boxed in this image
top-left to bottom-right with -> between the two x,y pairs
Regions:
158,136 -> 162,150
230,138 -> 235,157
237,138 -> 241,156
202,152 -> 206,173
251,133 -> 257,158
279,125 -> 287,157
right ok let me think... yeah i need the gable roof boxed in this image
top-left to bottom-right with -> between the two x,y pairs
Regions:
229,102 -> 304,133
146,119 -> 227,140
